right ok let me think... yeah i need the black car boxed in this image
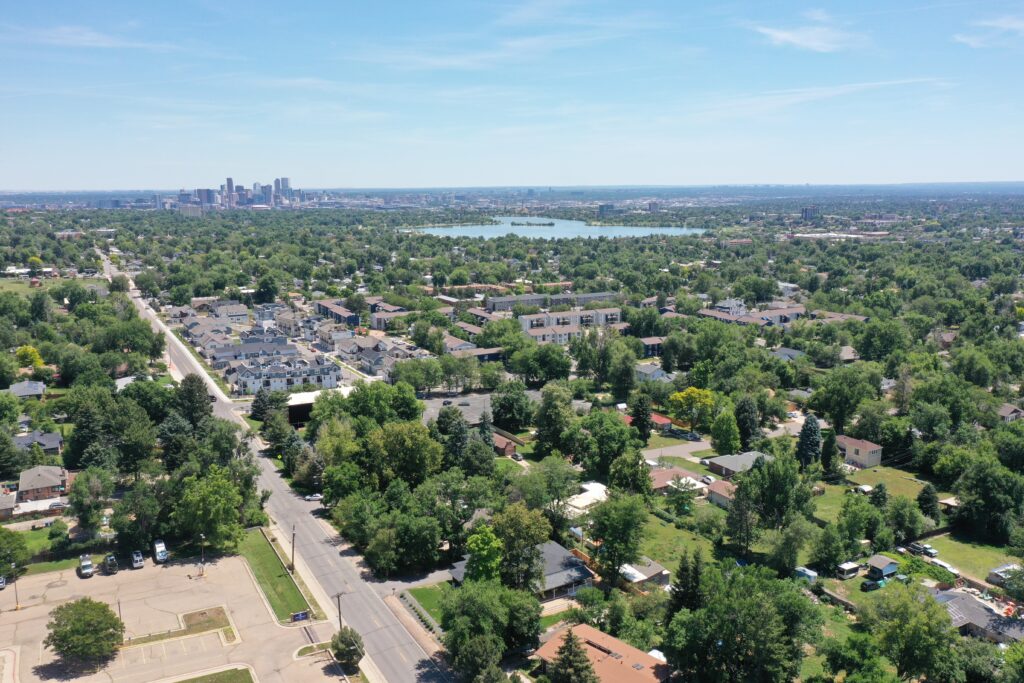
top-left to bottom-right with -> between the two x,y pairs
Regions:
442,400 -> 453,406
103,554 -> 119,575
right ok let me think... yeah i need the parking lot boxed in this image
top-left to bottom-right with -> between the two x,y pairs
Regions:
0,555 -> 337,683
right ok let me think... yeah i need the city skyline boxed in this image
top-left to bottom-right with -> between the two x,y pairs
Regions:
2,0 -> 1024,190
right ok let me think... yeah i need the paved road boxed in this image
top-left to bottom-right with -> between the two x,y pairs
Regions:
102,253 -> 446,683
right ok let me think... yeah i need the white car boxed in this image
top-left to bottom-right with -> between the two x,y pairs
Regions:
304,493 -> 323,502
131,550 -> 145,569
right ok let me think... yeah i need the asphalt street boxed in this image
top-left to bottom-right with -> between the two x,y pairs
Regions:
104,254 -> 446,683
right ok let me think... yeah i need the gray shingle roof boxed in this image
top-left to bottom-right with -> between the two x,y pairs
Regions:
18,465 -> 67,491
6,380 -> 46,398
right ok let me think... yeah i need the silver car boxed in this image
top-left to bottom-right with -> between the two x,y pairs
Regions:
131,550 -> 145,569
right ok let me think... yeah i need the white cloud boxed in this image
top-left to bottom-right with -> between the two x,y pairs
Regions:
955,15 -> 1024,48
4,25 -> 177,51
752,12 -> 866,52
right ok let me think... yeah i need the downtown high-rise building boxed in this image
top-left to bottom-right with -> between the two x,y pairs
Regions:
225,177 -> 234,207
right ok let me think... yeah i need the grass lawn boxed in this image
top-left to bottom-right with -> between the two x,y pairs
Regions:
540,611 -> 569,630
925,533 -> 1017,581
654,456 -> 715,478
494,458 -> 523,477
297,642 -> 331,657
641,513 -> 716,570
801,604 -> 858,680
175,668 -> 254,683
813,465 -> 954,524
408,583 -> 448,624
646,433 -> 689,450
20,527 -> 53,556
0,277 -> 108,296
237,529 -> 310,622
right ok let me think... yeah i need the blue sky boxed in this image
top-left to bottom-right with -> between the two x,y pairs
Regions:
1,1 -> 1023,190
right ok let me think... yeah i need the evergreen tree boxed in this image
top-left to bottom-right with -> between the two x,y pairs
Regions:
669,549 -> 707,616
917,483 -> 941,523
795,414 -> 822,471
821,429 -> 841,481
548,629 -> 599,683
176,374 -> 212,428
869,482 -> 889,509
250,387 -> 272,422
478,409 -> 494,443
735,396 -> 761,451
629,391 -> 655,445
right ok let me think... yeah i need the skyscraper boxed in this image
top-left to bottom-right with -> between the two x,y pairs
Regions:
226,177 -> 234,207
274,178 -> 281,194
280,177 -> 290,191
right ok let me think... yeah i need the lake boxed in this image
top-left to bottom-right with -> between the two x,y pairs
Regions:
419,216 -> 704,239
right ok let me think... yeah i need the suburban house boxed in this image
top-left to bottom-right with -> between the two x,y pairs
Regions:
837,435 -> 883,468
839,345 -> 860,363
370,310 -> 413,331
0,494 -> 15,521
17,465 -> 70,502
706,451 -> 773,478
13,430 -> 64,455
253,302 -> 287,322
772,347 -> 806,362
623,412 -> 673,434
713,298 -> 748,316
999,403 -> 1024,423
620,557 -> 671,589
451,540 -> 594,601
634,363 -> 674,384
707,480 -> 737,509
866,554 -> 900,581
454,321 -> 483,339
6,380 -> 46,400
492,433 -> 517,458
213,303 -> 250,324
209,341 -> 298,369
442,333 -> 476,354
534,624 -> 671,683
648,467 -> 706,496
936,590 -> 1024,643
567,481 -> 609,518
987,564 -> 1022,587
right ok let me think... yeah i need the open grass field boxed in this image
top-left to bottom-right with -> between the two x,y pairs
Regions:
812,465 -> 953,524
0,277 -> 108,296
20,527 -> 53,556
925,533 -> 1017,581
408,583 -> 448,623
641,512 -> 716,570
494,457 -> 524,477
237,528 -> 310,622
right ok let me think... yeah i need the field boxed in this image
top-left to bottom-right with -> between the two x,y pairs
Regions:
812,465 -> 953,524
0,277 -> 108,296
925,533 -> 1017,581
237,528 -> 310,622
408,583 -> 448,623
641,512 -> 716,570
494,457 -> 524,477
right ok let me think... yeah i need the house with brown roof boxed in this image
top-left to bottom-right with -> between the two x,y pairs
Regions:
492,433 -> 517,458
999,403 -> 1024,423
649,467 -> 705,495
535,624 -> 671,683
707,480 -> 736,509
836,435 -> 883,468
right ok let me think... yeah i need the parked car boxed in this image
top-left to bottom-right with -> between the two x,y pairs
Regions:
131,550 -> 145,569
304,493 -> 323,502
908,542 -> 926,555
699,459 -> 710,466
861,579 -> 884,592
0,575 -> 6,590
48,501 -> 67,510
78,555 -> 95,578
923,544 -> 939,557
512,453 -> 523,462
442,400 -> 453,406
103,554 -> 119,575
701,475 -> 716,485
458,401 -> 470,406
153,539 -> 169,564
931,559 -> 959,577
684,432 -> 701,441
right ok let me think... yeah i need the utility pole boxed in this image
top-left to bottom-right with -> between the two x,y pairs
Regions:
118,598 -> 123,623
10,565 -> 19,610
290,524 -> 296,573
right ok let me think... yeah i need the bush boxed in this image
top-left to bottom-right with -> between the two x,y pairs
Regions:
331,626 -> 364,668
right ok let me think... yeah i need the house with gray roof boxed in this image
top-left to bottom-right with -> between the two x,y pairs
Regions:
13,431 -> 64,455
17,465 -> 69,502
6,380 -> 46,400
706,451 -> 773,478
936,590 -> 1024,643
450,540 -> 593,601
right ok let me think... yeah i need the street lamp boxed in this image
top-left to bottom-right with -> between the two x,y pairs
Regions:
199,533 -> 206,576
11,562 -> 20,611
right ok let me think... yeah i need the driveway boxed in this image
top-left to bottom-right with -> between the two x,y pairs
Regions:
0,556 -> 338,683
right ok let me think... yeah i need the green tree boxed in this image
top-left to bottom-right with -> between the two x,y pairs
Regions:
668,549 -> 709,615
0,526 -> 30,570
821,429 -> 841,481
16,344 -> 44,368
766,516 -> 818,577
490,380 -> 533,432
668,387 -> 715,431
810,523 -> 849,576
68,467 -> 115,532
795,414 -> 821,471
0,432 -> 24,479
860,583 -> 959,680
726,485 -> 761,556
111,481 -> 161,552
887,495 -> 925,544
548,628 -> 599,683
254,274 -> 278,304
735,396 -> 761,451
607,343 -> 637,400
330,626 -> 364,669
534,383 -> 576,457
710,410 -> 741,455
492,502 -> 552,591
172,465 -> 244,549
629,391 -> 655,445
609,450 -> 653,497
465,525 -> 504,583
176,374 -> 212,428
869,482 -> 890,508
44,597 -> 125,663
810,366 -> 874,434
741,454 -> 814,529
915,483 -> 941,523
589,495 -> 648,586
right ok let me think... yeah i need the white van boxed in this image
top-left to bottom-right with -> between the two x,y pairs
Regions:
152,539 -> 169,564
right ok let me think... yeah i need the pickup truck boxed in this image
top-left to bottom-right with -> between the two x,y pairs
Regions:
78,555 -> 95,578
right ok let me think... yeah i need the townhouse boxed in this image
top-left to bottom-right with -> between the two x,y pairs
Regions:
227,356 -> 341,395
